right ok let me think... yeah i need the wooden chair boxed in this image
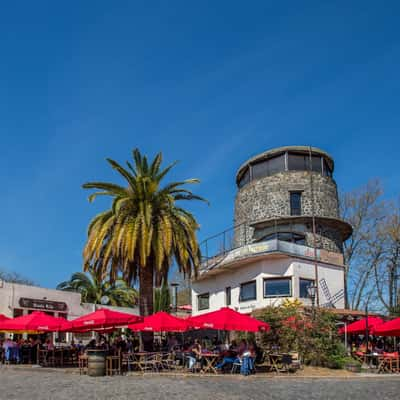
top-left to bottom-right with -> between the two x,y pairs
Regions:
381,353 -> 399,373
352,351 -> 366,365
39,349 -> 55,367
126,353 -> 146,372
255,351 -> 272,372
161,352 -> 176,370
70,349 -> 79,367
78,354 -> 88,375
106,356 -> 121,376
144,353 -> 163,372
279,354 -> 293,373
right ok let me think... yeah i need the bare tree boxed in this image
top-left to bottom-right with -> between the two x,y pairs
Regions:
372,203 -> 400,316
340,179 -> 384,309
0,268 -> 36,286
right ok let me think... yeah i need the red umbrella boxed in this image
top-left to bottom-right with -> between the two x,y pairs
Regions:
372,317 -> 400,336
0,311 -> 66,333
64,308 -> 141,332
0,314 -> 10,322
128,311 -> 189,332
187,307 -> 270,332
338,317 -> 384,335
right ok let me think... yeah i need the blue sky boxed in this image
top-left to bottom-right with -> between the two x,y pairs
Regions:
0,1 -> 399,288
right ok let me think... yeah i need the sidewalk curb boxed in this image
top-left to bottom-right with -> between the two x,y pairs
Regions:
2,365 -> 399,380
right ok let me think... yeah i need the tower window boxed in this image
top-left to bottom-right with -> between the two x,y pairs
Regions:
290,192 -> 302,216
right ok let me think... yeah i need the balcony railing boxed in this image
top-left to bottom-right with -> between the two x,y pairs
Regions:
199,222 -> 248,265
199,225 -> 343,274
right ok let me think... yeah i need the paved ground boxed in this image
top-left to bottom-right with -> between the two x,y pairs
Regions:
0,368 -> 399,400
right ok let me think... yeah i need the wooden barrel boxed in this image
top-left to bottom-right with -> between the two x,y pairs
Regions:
87,350 -> 106,377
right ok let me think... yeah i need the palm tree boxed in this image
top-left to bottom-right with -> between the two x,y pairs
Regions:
57,268 -> 138,307
82,149 -> 206,326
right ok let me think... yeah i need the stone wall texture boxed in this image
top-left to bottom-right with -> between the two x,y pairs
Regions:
234,170 -> 344,253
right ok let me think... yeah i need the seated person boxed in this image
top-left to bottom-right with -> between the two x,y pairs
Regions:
240,343 -> 257,375
373,341 -> 384,354
216,340 -> 248,371
187,340 -> 202,369
85,339 -> 97,351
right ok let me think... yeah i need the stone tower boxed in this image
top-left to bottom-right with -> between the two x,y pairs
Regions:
234,146 -> 352,253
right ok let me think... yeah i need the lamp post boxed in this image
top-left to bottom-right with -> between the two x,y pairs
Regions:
307,283 -> 317,321
171,283 -> 179,314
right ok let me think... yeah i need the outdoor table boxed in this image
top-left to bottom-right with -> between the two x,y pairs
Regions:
201,353 -> 220,374
131,352 -> 158,372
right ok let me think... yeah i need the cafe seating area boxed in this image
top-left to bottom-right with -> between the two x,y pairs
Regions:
1,308 -> 400,377
344,316 -> 400,374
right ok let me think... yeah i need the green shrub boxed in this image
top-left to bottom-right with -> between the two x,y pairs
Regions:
253,300 -> 347,368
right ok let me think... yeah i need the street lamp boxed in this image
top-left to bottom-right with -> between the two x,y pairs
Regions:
170,283 -> 179,314
307,283 -> 317,320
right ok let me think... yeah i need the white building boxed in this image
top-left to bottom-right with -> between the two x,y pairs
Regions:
191,146 -> 351,316
192,239 -> 345,315
0,280 -> 138,322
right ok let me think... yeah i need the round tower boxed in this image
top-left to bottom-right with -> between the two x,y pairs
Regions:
234,146 -> 352,254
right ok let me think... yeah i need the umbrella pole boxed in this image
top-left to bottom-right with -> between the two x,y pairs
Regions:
36,343 -> 40,366
365,306 -> 369,354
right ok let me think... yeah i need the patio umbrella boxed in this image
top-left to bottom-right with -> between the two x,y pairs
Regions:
187,307 -> 270,332
0,311 -> 67,333
338,317 -> 384,335
63,308 -> 141,332
372,317 -> 400,336
0,314 -> 10,322
128,311 -> 189,332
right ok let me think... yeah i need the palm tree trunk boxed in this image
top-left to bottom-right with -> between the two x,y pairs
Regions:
139,265 -> 154,351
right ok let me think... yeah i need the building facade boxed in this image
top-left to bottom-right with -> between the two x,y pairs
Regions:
192,146 -> 352,315
0,280 -> 139,324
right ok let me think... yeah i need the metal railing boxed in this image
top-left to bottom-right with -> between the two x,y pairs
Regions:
199,222 -> 250,269
198,219 -> 344,272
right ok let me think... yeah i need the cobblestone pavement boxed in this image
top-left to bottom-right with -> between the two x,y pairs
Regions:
0,369 -> 399,400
